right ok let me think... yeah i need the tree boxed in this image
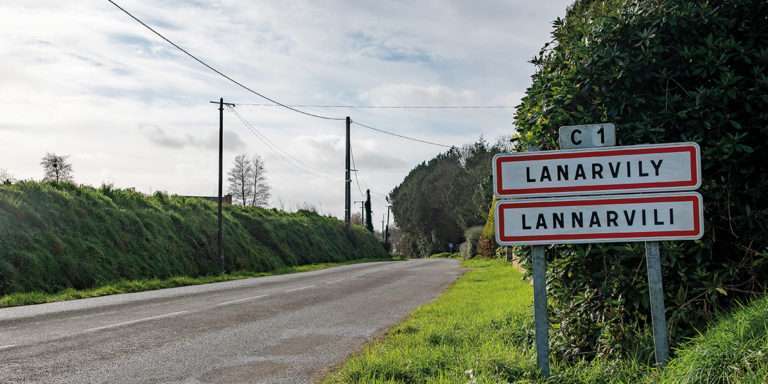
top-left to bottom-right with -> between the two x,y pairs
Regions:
41,153 -> 73,184
389,139 -> 500,257
364,189 -> 373,233
0,169 -> 14,184
249,155 -> 270,207
513,0 -> 768,359
227,154 -> 253,206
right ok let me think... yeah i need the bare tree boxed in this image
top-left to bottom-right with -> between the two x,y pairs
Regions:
227,154 -> 253,206
0,169 -> 14,184
250,155 -> 271,207
41,153 -> 73,184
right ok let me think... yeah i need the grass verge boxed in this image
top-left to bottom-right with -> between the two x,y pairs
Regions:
324,258 -> 768,383
323,258 -> 540,383
0,258 -> 395,308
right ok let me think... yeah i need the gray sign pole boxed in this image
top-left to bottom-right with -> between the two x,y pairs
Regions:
532,245 -> 550,377
645,241 -> 670,365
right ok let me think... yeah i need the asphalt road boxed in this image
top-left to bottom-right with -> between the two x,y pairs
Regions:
0,258 -> 461,384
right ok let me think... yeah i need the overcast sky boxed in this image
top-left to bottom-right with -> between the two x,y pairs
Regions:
0,0 -> 571,225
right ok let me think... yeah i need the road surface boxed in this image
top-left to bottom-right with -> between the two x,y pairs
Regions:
0,259 -> 461,384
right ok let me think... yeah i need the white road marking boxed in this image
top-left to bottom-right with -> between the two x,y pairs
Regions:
324,279 -> 345,285
285,285 -> 316,293
84,311 -> 189,333
0,344 -> 17,351
216,294 -> 268,307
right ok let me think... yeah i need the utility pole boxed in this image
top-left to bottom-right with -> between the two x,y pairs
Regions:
354,200 -> 365,225
345,116 -> 351,229
210,98 -> 235,273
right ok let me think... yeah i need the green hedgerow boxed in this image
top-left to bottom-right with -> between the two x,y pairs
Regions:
0,181 -> 387,296
513,0 -> 768,360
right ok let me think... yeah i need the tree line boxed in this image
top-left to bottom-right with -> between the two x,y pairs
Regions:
388,138 -> 511,257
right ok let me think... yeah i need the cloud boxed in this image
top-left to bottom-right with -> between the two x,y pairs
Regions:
348,31 -> 434,64
0,0 -> 571,220
144,125 -> 246,151
361,83 -> 477,106
294,134 -> 406,171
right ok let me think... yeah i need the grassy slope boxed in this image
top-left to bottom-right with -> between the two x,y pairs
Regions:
660,297 -> 768,384
0,182 -> 387,296
324,258 -> 768,384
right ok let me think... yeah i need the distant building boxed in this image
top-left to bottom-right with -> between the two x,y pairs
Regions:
180,194 -> 233,206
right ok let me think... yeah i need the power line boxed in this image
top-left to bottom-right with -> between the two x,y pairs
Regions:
106,0 -> 345,122
349,146 -> 365,199
227,106 -> 342,181
239,103 -> 515,110
107,0 -> 458,149
351,120 -> 453,148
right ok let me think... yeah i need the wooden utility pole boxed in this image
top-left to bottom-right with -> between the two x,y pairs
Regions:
354,200 -> 365,225
210,98 -> 235,273
345,116 -> 351,229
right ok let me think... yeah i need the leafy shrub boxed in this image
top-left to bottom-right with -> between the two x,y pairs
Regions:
0,181 -> 387,295
513,0 -> 768,359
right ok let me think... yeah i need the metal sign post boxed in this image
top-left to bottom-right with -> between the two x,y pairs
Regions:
645,241 -> 670,365
531,245 -> 550,376
492,126 -> 703,375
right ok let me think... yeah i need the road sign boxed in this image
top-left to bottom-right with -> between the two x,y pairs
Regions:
495,192 -> 704,245
559,123 -> 615,149
493,142 -> 701,198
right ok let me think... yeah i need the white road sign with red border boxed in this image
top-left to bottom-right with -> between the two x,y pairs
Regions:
493,143 -> 701,198
495,192 -> 704,245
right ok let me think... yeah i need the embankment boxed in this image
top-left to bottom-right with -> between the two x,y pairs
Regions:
0,182 -> 387,295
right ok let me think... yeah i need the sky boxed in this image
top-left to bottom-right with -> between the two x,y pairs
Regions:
0,0 -> 571,226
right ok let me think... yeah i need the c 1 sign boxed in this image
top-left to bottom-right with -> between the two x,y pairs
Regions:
559,123 -> 616,149
495,192 -> 704,245
493,142 -> 701,198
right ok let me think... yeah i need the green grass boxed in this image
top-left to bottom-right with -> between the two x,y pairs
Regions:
0,181 -> 388,296
324,259 -> 541,383
660,297 -> 768,384
323,258 -> 768,384
0,258 -> 395,308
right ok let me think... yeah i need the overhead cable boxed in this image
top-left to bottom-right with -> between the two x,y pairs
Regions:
239,104 -> 515,110
349,147 -> 366,199
106,0 -> 345,122
351,120 -> 453,148
227,106 -> 342,181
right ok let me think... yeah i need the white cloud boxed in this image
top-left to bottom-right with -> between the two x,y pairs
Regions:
0,0 -> 571,220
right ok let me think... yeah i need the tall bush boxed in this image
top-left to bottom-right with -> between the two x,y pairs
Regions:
513,0 -> 768,360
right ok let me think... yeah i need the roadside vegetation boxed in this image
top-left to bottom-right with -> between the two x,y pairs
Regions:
325,258 -> 768,383
508,0 -> 768,360
0,181 -> 387,298
387,0 -> 768,365
325,258 -> 539,383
